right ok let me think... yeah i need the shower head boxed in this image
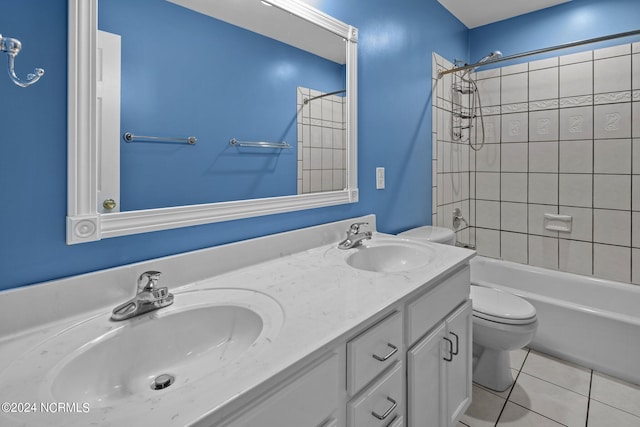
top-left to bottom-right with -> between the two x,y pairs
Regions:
478,51 -> 502,64
465,51 -> 502,73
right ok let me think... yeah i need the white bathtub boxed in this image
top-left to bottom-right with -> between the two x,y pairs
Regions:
470,256 -> 640,386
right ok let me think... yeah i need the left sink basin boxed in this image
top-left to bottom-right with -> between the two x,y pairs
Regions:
0,288 -> 284,412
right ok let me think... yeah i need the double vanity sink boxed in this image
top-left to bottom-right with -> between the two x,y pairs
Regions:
0,215 -> 473,426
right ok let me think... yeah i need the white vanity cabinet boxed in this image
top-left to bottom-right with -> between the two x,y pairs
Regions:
220,352 -> 341,427
406,268 -> 472,427
216,265 -> 471,427
344,264 -> 471,427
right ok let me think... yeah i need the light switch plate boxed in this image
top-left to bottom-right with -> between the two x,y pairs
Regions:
376,167 -> 385,189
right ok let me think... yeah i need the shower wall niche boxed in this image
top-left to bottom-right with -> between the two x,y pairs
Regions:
432,42 -> 640,286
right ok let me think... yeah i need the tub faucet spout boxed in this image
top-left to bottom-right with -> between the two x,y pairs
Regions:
111,271 -> 174,321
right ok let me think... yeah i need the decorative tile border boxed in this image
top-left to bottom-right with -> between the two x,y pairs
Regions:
529,99 -> 559,111
501,103 -> 529,114
480,106 -> 501,115
559,95 -> 593,108
594,91 -> 632,105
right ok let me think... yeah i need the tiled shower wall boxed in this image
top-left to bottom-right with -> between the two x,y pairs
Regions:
433,42 -> 640,285
432,53 -> 472,248
297,87 -> 346,194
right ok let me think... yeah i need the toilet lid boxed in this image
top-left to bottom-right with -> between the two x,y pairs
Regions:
398,226 -> 455,244
470,285 -> 537,325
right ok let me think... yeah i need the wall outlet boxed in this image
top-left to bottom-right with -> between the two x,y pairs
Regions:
376,167 -> 385,189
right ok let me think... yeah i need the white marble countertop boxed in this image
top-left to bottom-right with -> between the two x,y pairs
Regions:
0,215 -> 474,426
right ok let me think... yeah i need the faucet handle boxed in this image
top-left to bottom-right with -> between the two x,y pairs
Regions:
138,271 -> 161,291
349,222 -> 369,233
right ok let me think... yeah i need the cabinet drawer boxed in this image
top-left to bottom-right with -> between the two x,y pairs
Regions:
347,311 -> 403,395
348,361 -> 403,427
320,419 -> 339,427
388,415 -> 404,427
223,353 -> 339,427
406,265 -> 469,346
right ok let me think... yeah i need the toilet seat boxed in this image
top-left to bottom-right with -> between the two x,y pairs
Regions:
470,286 -> 537,325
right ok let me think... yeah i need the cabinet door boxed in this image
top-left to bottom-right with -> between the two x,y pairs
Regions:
444,300 -> 472,427
320,419 -> 339,427
407,322 -> 447,427
223,353 -> 340,427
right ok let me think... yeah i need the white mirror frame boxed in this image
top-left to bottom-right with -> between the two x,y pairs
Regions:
67,0 -> 358,244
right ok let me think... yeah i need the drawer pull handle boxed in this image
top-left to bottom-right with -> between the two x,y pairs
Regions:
372,343 -> 398,362
443,337 -> 453,362
372,396 -> 397,420
450,331 -> 459,356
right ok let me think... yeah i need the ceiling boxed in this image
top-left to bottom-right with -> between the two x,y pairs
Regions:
168,0 -> 346,63
437,0 -> 572,29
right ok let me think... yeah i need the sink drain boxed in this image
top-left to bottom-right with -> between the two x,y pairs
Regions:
151,374 -> 175,390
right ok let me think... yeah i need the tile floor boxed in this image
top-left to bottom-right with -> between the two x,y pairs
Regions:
459,349 -> 640,427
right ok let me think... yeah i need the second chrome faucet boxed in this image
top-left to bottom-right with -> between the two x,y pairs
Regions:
111,271 -> 174,321
338,222 -> 372,250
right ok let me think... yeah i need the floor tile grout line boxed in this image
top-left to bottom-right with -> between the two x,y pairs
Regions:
493,349 -> 529,426
507,400 -> 569,426
512,348 -> 572,427
496,348 -> 581,427
516,369 -> 591,398
468,348 -> 640,426
589,397 -> 640,420
476,351 -> 529,399
585,369 -> 593,427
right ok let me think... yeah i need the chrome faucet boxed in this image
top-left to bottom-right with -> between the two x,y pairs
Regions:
338,222 -> 373,249
111,271 -> 174,321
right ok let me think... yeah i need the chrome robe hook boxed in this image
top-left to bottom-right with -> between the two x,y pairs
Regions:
0,34 -> 44,88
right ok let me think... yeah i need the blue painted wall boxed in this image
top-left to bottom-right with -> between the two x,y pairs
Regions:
100,0 -> 346,210
469,0 -> 640,66
0,0 -> 466,290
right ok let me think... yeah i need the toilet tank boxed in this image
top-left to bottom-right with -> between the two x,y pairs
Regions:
398,226 -> 456,245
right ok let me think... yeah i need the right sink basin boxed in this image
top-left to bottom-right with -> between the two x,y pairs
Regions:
344,238 -> 436,273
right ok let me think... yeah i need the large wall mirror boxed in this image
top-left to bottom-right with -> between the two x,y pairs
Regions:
68,0 -> 358,244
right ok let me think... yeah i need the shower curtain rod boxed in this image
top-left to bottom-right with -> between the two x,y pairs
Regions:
438,28 -> 640,77
303,89 -> 346,104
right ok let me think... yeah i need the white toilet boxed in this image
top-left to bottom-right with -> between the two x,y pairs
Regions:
397,225 -> 538,391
